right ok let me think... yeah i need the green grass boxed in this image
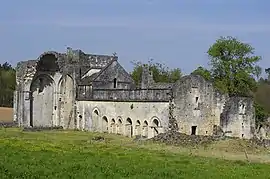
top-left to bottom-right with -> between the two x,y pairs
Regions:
1,128 -> 270,179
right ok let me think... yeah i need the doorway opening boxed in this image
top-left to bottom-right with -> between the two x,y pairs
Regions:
191,126 -> 197,135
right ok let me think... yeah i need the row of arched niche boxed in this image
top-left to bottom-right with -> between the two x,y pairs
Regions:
91,109 -> 161,138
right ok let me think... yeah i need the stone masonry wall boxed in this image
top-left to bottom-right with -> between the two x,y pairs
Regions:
76,100 -> 169,138
77,88 -> 171,101
220,96 -> 255,139
173,75 -> 221,136
14,48 -> 256,141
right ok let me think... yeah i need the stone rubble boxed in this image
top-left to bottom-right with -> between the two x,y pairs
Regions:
0,122 -> 17,128
149,129 -> 270,149
91,136 -> 105,141
22,126 -> 63,132
149,130 -> 225,146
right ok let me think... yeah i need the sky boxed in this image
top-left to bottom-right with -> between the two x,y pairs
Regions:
1,0 -> 270,75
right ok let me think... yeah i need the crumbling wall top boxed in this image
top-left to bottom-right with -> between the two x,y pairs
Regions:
16,60 -> 38,86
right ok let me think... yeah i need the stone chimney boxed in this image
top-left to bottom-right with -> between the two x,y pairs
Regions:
141,64 -> 154,89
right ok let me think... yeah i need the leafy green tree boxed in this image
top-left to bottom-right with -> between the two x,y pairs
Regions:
0,62 -> 16,107
254,102 -> 268,126
254,65 -> 262,80
207,36 -> 261,96
130,59 -> 182,86
191,66 -> 212,80
254,82 -> 270,113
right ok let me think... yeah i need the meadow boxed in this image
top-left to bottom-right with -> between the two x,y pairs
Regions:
1,128 -> 270,179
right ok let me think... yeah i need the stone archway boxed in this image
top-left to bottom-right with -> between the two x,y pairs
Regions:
102,116 -> 109,133
135,120 -> 141,136
125,118 -> 133,137
30,74 -> 55,127
111,118 -> 116,133
58,75 -> 74,129
152,118 -> 160,137
117,118 -> 123,135
92,109 -> 100,132
143,120 -> 148,137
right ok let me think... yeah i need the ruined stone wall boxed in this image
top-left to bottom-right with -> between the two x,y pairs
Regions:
173,75 -> 222,136
76,100 -> 169,138
256,117 -> 270,139
15,60 -> 38,126
14,51 -> 76,129
16,71 -> 71,128
14,48 -> 256,141
14,48 -> 137,130
172,75 -> 255,139
220,96 -> 255,139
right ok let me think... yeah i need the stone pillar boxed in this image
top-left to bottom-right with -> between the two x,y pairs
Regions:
141,65 -> 154,89
13,91 -> 18,123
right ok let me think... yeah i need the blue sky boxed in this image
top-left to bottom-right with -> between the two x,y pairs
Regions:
1,0 -> 270,75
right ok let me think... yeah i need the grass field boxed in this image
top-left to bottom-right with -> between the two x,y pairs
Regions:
1,128 -> 270,179
0,107 -> 13,122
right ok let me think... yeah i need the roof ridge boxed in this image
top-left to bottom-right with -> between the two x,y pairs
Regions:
92,59 -> 117,81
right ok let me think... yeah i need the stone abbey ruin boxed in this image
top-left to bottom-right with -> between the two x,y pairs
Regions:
13,48 -> 256,140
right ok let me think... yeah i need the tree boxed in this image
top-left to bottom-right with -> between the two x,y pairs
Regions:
207,36 -> 261,96
130,59 -> 182,86
191,66 -> 212,80
254,102 -> 269,126
0,62 -> 16,107
265,68 -> 270,81
254,65 -> 262,80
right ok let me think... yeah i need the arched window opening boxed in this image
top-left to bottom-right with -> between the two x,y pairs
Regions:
152,119 -> 159,127
152,119 -> 159,137
102,116 -> 108,122
102,116 -> 108,133
111,118 -> 116,134
92,109 -> 100,132
142,120 -> 149,137
143,120 -> 148,126
126,118 -> 133,137
118,119 -> 122,124
135,120 -> 141,136
117,118 -> 123,135
127,118 -> 132,125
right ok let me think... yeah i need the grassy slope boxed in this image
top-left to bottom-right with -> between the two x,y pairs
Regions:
1,128 -> 270,179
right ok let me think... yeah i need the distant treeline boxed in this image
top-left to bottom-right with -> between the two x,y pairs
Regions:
0,62 -> 16,107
